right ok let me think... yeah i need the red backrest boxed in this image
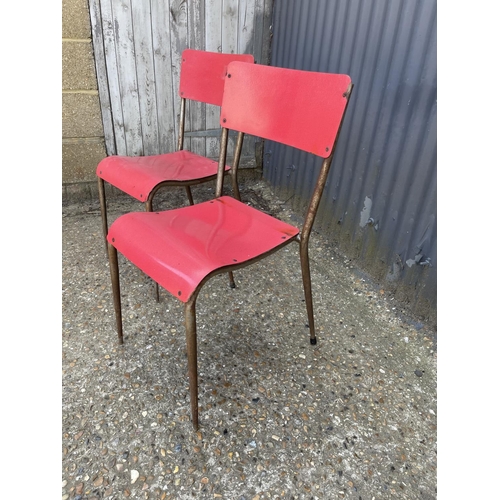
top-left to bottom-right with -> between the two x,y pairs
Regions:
179,50 -> 255,106
220,62 -> 351,158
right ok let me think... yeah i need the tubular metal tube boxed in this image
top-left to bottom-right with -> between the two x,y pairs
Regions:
230,131 -> 245,201
98,177 -> 109,255
299,240 -> 316,343
184,298 -> 199,430
178,98 -> 186,151
216,128 -> 229,198
185,186 -> 194,205
107,244 -> 124,345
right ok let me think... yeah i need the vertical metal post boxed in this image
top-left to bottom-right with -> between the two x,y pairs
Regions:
299,240 -> 316,344
144,198 -> 161,302
98,177 -> 109,256
216,128 -> 229,198
230,131 -> 245,201
107,244 -> 124,345
178,98 -> 186,151
185,186 -> 195,205
185,297 -> 199,430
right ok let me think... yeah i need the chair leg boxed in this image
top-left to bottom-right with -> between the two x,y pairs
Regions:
107,244 -> 124,345
145,197 -> 161,303
299,241 -> 317,345
185,298 -> 199,430
98,177 -> 109,256
185,186 -> 194,206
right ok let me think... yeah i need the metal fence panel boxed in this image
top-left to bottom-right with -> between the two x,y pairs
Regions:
266,0 -> 437,324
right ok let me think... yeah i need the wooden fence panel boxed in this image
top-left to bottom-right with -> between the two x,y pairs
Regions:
90,0 -> 273,164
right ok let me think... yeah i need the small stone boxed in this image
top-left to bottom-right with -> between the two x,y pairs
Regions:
193,446 -> 201,453
271,435 -> 280,441
415,370 -> 423,377
173,466 -> 179,474
131,470 -> 139,484
116,464 -> 124,472
201,477 -> 209,484
93,476 -> 104,487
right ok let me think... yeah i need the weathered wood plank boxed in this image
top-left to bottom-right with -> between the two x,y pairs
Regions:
187,0 -> 206,157
99,0 -> 127,154
253,0 -> 272,65
169,0 -> 190,151
237,0 -> 255,54
205,0 -> 223,159
222,0 -> 240,158
112,0 -> 144,155
151,0 -> 176,154
89,0 -> 116,155
131,0 -> 159,155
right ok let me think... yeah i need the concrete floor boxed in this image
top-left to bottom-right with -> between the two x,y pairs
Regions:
62,179 -> 437,499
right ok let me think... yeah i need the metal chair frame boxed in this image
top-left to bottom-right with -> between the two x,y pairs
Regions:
105,62 -> 353,430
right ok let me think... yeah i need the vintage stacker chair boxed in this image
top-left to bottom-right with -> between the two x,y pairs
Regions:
96,49 -> 254,248
105,62 -> 353,430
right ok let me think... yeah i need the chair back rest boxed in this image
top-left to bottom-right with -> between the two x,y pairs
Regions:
220,62 -> 351,158
179,50 -> 255,106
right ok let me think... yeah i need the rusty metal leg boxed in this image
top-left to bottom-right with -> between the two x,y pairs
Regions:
107,244 -> 124,345
230,170 -> 241,202
98,177 -> 109,256
299,241 -> 317,345
145,197 -> 161,302
185,298 -> 199,430
185,186 -> 194,206
228,271 -> 236,289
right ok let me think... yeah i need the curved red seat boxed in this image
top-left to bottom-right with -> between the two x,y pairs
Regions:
108,196 -> 299,302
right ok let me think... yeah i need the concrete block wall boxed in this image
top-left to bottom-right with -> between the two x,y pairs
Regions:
62,0 -> 107,202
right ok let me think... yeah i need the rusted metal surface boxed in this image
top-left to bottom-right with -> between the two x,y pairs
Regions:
267,0 -> 437,324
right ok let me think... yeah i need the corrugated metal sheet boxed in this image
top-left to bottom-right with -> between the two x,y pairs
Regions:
265,0 -> 437,324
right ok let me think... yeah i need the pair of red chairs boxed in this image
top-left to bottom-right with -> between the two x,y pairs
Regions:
97,49 -> 353,430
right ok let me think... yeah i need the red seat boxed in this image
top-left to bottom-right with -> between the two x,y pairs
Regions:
105,61 -> 353,430
108,196 -> 299,302
98,151 -> 225,202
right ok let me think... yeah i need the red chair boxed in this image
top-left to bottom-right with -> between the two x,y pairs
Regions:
96,49 -> 254,249
106,62 -> 353,430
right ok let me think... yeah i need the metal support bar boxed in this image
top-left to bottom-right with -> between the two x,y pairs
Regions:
178,98 -> 186,151
185,298 -> 199,430
97,177 -> 109,256
107,244 -> 123,345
